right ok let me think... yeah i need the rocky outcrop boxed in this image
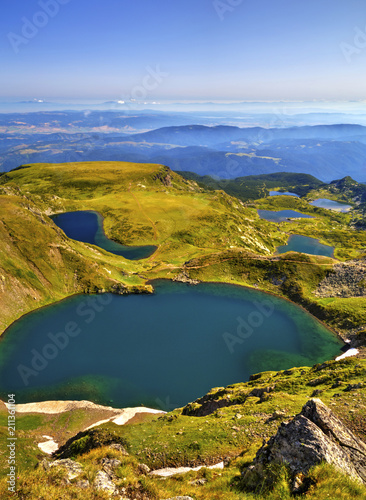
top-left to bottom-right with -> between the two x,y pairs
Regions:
53,428 -> 128,460
42,458 -> 83,481
315,259 -> 366,298
43,456 -> 124,497
173,271 -> 200,285
243,398 -> 366,491
152,167 -> 173,187
182,386 -> 274,416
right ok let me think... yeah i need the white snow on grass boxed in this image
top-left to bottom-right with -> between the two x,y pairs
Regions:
335,348 -> 359,361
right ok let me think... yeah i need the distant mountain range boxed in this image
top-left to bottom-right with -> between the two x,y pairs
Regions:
2,118 -> 366,182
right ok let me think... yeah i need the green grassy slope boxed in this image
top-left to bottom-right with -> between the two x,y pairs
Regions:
1,161 -> 283,257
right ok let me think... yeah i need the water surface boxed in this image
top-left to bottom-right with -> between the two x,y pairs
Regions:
52,211 -> 157,260
276,235 -> 334,257
269,191 -> 300,198
258,209 -> 314,222
310,199 -> 352,212
0,281 -> 342,409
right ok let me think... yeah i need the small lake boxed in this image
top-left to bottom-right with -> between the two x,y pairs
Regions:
51,211 -> 157,260
0,281 -> 342,409
258,209 -> 314,222
276,235 -> 334,258
269,191 -> 300,198
310,199 -> 352,212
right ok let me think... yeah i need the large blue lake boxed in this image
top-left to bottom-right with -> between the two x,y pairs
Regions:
269,191 -> 300,198
276,235 -> 334,258
310,199 -> 352,212
51,211 -> 157,260
258,209 -> 314,222
0,281 -> 342,409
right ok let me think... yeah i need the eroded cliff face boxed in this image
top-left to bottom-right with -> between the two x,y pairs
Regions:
243,398 -> 366,492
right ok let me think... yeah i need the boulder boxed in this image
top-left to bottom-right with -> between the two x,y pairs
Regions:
243,398 -> 366,489
137,463 -> 151,475
94,470 -> 118,496
48,458 -> 83,481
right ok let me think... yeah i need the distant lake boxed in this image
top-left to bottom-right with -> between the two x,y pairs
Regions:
51,211 -> 157,260
269,191 -> 300,198
0,281 -> 342,409
276,235 -> 334,258
258,209 -> 314,222
310,199 -> 352,212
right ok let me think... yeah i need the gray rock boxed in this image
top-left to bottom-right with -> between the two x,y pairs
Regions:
345,383 -> 363,392
75,479 -> 90,489
94,470 -> 118,495
48,458 -> 83,480
243,398 -> 366,488
137,463 -> 151,475
173,271 -> 199,285
100,458 -> 122,469
109,443 -> 129,454
189,478 -> 207,486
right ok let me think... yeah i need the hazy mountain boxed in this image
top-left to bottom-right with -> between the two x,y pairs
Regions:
2,121 -> 366,182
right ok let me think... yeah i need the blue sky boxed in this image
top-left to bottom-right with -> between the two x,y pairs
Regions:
1,0 -> 366,100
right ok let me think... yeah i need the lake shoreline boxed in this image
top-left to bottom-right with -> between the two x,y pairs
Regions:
0,272 -> 348,349
148,277 -> 347,346
0,278 -> 344,410
50,209 -> 158,260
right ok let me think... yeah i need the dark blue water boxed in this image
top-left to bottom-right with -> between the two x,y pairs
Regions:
258,209 -> 314,222
0,281 -> 342,409
51,211 -> 157,260
310,199 -> 352,212
276,235 -> 334,257
269,191 -> 300,198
